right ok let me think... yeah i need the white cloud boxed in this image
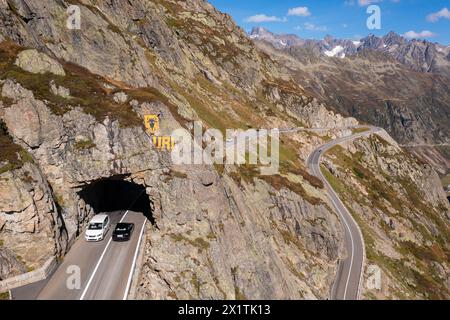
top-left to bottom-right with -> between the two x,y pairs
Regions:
303,22 -> 328,32
244,14 -> 287,23
403,30 -> 436,39
345,0 -> 400,7
358,0 -> 382,6
287,7 -> 311,17
427,8 -> 450,22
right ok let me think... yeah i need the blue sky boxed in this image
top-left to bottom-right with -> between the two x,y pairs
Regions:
208,0 -> 450,45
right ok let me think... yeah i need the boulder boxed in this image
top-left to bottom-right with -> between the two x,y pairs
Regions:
15,49 -> 65,76
113,91 -> 128,104
50,80 -> 71,98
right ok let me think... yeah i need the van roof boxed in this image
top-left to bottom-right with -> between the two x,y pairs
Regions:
90,214 -> 108,223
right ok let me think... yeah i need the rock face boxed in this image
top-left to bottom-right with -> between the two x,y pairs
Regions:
251,28 -> 450,79
323,134 -> 450,299
137,168 -> 342,299
15,49 -> 65,76
0,71 -> 343,298
0,247 -> 26,280
0,0 -> 448,300
0,161 -> 65,271
253,34 -> 450,175
0,42 -> 343,298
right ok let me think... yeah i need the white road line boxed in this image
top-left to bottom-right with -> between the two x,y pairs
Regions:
79,210 -> 129,300
327,183 -> 355,300
311,128 -> 376,300
122,218 -> 147,300
315,148 -> 355,300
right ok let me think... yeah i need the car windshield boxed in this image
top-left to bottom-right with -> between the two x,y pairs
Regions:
88,223 -> 103,230
115,224 -> 129,232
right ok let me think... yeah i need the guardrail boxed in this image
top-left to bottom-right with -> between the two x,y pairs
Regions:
0,256 -> 58,292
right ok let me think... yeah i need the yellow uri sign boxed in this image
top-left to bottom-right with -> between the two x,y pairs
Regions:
144,114 -> 175,151
144,114 -> 160,135
152,136 -> 175,150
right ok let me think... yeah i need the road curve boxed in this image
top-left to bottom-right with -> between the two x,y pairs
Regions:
306,127 -> 382,300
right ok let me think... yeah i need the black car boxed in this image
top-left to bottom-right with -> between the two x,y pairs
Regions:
112,223 -> 135,241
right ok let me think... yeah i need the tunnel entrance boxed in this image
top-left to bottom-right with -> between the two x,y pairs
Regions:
78,176 -> 154,224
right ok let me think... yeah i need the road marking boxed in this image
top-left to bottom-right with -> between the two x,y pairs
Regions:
122,218 -> 147,300
79,210 -> 129,300
310,128 -> 376,300
326,181 -> 355,300
313,147 -> 355,300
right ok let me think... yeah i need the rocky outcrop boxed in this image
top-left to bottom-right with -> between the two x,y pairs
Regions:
15,49 -> 65,76
323,134 -> 450,299
137,167 -> 342,299
254,38 -> 450,175
0,247 -> 26,280
0,161 -> 65,270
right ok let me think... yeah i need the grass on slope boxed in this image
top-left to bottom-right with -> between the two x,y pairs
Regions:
0,291 -> 10,300
321,136 -> 450,299
0,41 -> 144,128
0,120 -> 33,174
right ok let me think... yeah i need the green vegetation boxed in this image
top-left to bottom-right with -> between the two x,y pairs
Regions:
170,170 -> 188,179
320,136 -> 450,299
170,234 -> 210,251
0,120 -> 33,174
190,273 -> 201,297
440,173 -> 450,188
74,139 -> 96,151
0,41 -> 143,128
328,144 -> 403,214
352,127 -> 370,134
230,267 -> 247,300
0,291 -> 10,300
234,285 -> 247,300
277,227 -> 306,253
15,255 -> 35,273
54,194 -> 65,207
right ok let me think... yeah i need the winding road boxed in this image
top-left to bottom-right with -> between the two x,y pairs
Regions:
306,126 -> 382,300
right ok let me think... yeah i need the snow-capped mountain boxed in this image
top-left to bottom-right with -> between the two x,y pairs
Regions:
249,27 -> 450,78
249,27 -> 306,49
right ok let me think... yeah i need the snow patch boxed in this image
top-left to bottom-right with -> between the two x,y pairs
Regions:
324,45 -> 345,58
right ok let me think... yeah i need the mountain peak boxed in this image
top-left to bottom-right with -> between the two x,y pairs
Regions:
250,26 -> 272,37
383,31 -> 405,45
324,35 -> 334,42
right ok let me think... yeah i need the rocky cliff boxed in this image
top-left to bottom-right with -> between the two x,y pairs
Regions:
253,36 -> 450,176
0,0 -> 448,299
322,134 -> 450,299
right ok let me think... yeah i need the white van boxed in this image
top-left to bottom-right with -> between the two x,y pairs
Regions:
85,214 -> 110,242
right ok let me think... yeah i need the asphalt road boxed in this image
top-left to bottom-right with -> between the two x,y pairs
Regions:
36,210 -> 146,300
306,127 -> 381,300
